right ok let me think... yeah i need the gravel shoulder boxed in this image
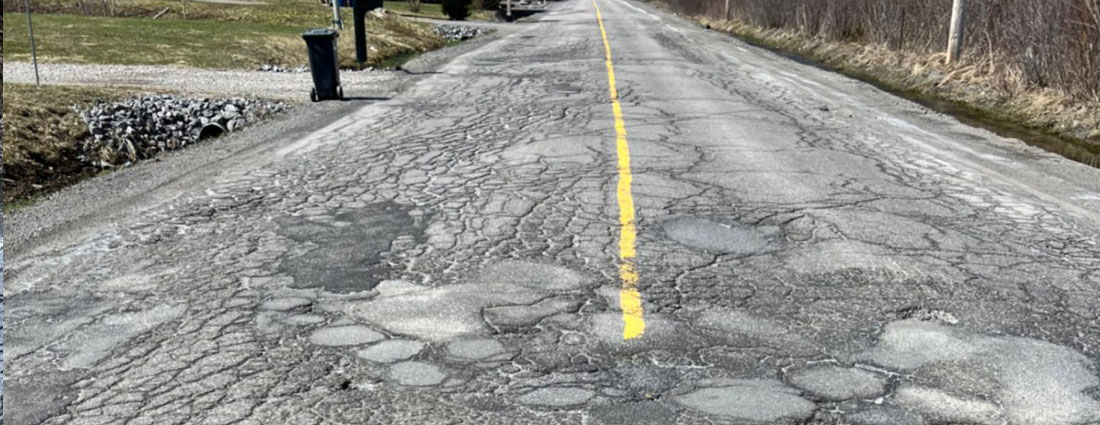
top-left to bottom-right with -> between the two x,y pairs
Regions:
3,63 -> 403,101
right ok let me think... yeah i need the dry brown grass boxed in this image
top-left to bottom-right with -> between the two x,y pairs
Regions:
691,15 -> 1100,147
253,12 -> 444,69
671,0 -> 1100,102
1,84 -> 142,203
657,0 -> 1100,151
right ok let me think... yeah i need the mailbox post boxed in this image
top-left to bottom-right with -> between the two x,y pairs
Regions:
344,0 -> 383,68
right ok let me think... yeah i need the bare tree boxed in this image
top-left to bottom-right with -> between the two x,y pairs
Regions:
666,0 -> 1100,101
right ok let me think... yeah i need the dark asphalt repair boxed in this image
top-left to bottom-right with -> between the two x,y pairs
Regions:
277,202 -> 427,293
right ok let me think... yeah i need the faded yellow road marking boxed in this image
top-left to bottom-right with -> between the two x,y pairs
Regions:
593,0 -> 645,340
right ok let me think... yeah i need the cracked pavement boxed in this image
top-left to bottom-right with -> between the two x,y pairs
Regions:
5,0 -> 1100,424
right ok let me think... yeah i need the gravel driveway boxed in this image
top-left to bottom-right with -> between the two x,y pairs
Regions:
4,62 -> 403,101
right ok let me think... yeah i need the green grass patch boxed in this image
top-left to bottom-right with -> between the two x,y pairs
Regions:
383,1 -> 445,19
5,14 -> 306,68
4,0 -> 495,25
2,11 -> 444,69
382,1 -> 495,21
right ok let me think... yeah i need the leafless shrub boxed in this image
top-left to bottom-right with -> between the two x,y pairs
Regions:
407,0 -> 421,13
667,0 -> 1100,101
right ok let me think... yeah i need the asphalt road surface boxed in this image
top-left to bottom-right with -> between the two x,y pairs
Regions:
6,0 -> 1100,424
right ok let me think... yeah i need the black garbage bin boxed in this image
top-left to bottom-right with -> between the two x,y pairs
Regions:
302,29 -> 343,102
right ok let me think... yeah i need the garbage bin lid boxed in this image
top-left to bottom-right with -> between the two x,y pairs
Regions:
302,28 -> 340,40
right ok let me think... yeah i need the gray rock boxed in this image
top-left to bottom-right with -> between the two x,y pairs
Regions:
76,94 -> 286,167
432,25 -> 485,41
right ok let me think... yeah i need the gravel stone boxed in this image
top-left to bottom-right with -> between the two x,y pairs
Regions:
257,64 -> 309,73
76,95 -> 286,167
432,24 -> 485,41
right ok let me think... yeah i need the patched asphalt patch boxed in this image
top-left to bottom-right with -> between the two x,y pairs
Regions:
590,402 -> 679,425
447,338 -> 506,360
356,339 -> 425,363
516,387 -> 596,407
276,202 -> 426,293
786,365 -> 888,401
673,379 -> 815,423
858,319 -> 1100,425
662,217 -> 780,255
388,361 -> 447,386
308,325 -> 385,346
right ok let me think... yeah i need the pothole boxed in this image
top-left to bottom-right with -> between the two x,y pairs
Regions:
892,306 -> 959,325
276,202 -> 425,294
662,217 -> 780,255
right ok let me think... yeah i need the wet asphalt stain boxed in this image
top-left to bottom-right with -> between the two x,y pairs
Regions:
276,202 -> 425,293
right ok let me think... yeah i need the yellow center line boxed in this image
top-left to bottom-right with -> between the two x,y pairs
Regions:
593,0 -> 645,340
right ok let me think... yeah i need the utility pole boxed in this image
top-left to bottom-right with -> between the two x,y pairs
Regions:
947,0 -> 965,64
24,0 -> 40,85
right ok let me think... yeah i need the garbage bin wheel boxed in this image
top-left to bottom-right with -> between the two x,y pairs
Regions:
337,85 -> 344,100
310,88 -> 319,103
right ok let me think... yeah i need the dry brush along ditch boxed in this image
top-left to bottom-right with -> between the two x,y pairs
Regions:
2,85 -> 285,205
655,0 -> 1100,167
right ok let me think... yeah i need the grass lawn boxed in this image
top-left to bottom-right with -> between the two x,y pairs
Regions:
2,83 -> 140,205
3,11 -> 443,69
383,1 -> 495,21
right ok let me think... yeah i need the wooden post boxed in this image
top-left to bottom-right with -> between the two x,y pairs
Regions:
947,0 -> 965,64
